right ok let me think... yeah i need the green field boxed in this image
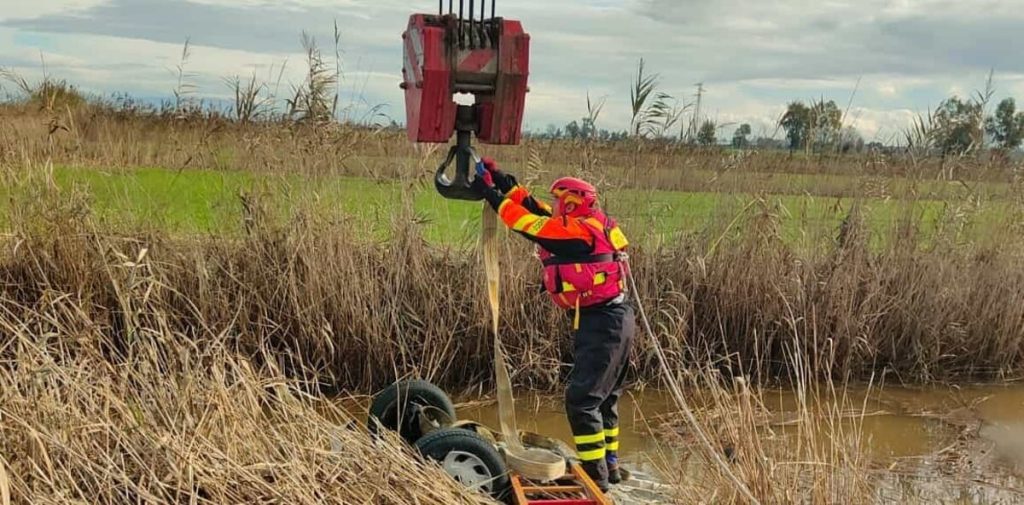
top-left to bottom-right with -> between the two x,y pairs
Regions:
2,165 -> 1012,248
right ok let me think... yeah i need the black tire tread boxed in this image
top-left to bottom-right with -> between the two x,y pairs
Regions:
367,380 -> 456,444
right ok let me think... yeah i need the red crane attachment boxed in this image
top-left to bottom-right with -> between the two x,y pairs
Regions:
402,1 -> 531,200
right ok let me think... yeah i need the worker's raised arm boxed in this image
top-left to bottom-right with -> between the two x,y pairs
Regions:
481,157 -> 553,217
504,185 -> 554,217
475,182 -> 595,257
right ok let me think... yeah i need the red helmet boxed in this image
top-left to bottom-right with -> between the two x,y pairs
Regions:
550,177 -> 598,217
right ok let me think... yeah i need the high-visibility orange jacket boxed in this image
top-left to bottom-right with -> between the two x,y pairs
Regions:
494,185 -> 597,256
484,184 -> 630,299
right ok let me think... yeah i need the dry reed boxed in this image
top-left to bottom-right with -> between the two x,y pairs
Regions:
3,94 -> 1024,505
0,257 -> 492,504
3,159 -> 1023,394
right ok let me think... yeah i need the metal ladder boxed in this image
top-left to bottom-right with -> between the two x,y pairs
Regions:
509,463 -> 612,505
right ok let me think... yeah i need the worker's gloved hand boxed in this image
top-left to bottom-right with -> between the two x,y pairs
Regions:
471,167 -> 504,210
481,157 -> 517,193
475,161 -> 495,188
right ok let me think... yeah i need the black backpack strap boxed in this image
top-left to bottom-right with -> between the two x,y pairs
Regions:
541,254 -> 616,267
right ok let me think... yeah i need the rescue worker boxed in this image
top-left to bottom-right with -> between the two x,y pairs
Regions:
472,158 -> 635,491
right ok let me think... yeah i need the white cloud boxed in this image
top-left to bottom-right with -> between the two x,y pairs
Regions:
3,0 -> 1024,138
846,107 -> 917,143
0,0 -> 107,21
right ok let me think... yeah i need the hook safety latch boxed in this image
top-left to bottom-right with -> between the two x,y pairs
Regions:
435,144 -> 484,201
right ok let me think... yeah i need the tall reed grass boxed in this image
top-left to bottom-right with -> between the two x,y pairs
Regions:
3,161 -> 1023,395
0,228 -> 491,503
1,102 -> 1020,195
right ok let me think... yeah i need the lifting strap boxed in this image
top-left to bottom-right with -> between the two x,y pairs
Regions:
483,205 -> 567,481
482,205 -> 521,450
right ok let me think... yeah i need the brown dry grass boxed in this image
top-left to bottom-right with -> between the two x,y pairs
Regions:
3,94 -> 1024,504
0,245 -> 492,504
3,158 -> 1023,394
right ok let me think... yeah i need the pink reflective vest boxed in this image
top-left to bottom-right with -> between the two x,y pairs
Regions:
538,212 -> 628,310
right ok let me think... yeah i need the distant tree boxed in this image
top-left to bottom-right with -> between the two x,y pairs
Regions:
985,98 -> 1024,150
809,99 -> 843,149
697,120 -> 717,146
564,120 -> 581,139
731,123 -> 752,149
580,117 -> 595,139
780,99 -> 843,152
780,101 -> 810,150
544,124 -> 563,139
933,96 -> 983,155
838,126 -> 865,154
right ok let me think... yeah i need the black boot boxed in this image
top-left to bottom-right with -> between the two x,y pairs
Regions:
602,460 -> 626,483
608,462 -> 622,485
581,460 -> 610,492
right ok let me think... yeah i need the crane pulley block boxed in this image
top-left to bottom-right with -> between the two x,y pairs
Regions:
402,2 -> 530,201
402,13 -> 530,145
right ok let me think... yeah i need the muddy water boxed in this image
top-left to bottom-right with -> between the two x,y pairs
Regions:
456,389 -> 680,475
345,383 -> 1024,502
454,383 -> 1024,502
457,383 -> 1024,459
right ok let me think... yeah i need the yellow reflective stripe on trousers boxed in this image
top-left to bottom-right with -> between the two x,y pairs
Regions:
604,427 -> 620,437
606,441 -> 620,452
577,447 -> 607,462
574,432 -> 605,445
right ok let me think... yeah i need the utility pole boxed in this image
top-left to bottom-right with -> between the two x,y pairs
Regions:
684,82 -> 704,143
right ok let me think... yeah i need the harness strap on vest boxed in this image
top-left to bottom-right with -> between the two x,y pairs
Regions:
541,253 -> 617,267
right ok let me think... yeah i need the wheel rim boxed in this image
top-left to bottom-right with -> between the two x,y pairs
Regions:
441,450 -> 495,493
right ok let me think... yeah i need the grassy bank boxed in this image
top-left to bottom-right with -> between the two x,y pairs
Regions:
1,164 -> 1015,251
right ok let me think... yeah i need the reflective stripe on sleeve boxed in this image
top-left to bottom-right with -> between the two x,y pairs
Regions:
511,214 -> 540,232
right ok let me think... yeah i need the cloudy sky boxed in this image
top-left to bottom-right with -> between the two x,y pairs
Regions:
2,0 -> 1024,142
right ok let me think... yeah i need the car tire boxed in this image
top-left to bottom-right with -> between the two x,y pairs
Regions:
415,427 -> 511,499
367,380 -> 456,444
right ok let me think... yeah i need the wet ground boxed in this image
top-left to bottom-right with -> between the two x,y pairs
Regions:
454,383 -> 1024,503
345,382 -> 1024,503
